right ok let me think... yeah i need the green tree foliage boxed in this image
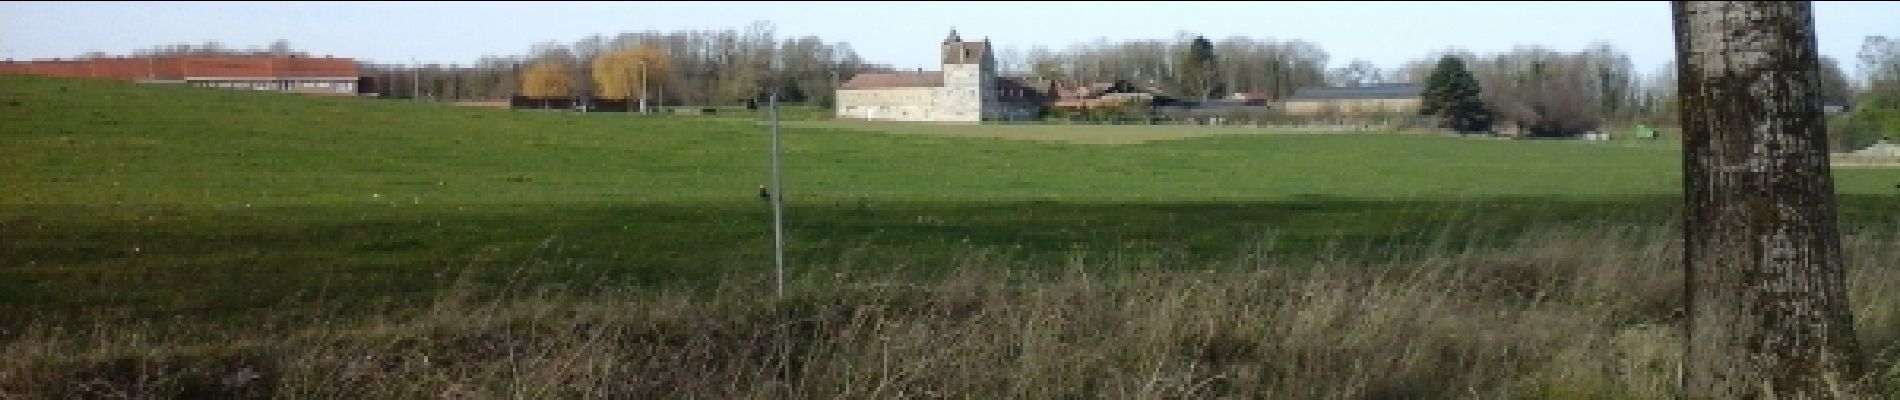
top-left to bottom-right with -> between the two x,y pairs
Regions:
1835,36 -> 1900,151
1838,109 -> 1899,150
1420,55 -> 1493,133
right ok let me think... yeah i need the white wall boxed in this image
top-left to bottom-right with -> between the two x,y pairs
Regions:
836,87 -> 939,121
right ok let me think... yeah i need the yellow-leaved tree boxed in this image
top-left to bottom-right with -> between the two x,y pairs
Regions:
519,59 -> 572,99
592,46 -> 671,103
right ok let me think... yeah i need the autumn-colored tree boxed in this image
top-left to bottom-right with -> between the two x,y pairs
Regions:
592,46 -> 670,101
519,59 -> 572,99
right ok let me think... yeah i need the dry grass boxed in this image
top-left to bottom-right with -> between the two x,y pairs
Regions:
5,223 -> 1898,399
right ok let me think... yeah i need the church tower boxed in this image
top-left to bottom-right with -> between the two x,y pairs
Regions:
937,29 -> 996,122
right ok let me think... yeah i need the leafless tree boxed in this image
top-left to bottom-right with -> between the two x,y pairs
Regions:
1327,59 -> 1383,87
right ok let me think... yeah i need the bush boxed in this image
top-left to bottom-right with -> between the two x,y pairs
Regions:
1839,107 -> 1900,151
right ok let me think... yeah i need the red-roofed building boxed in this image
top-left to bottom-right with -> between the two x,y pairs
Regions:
0,56 -> 364,95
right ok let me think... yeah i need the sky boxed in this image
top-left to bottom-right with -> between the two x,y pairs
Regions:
4,1 -> 1898,80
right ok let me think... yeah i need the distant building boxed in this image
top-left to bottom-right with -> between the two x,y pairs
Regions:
1277,83 -> 1423,116
0,56 -> 363,96
834,30 -> 1045,122
1150,92 -> 1273,124
1048,80 -> 1175,111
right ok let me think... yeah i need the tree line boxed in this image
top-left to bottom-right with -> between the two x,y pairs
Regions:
1397,42 -> 1864,137
97,29 -> 1900,142
356,22 -> 887,107
1012,33 -> 1332,102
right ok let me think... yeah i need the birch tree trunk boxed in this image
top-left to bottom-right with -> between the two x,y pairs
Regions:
1673,1 -> 1864,398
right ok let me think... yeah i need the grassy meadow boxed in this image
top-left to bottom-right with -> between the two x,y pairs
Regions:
3,75 -> 1899,397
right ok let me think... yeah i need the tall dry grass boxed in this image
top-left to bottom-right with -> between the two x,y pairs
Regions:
5,223 -> 1897,399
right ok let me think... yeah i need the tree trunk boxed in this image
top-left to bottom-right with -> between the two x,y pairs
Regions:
1673,1 -> 1864,398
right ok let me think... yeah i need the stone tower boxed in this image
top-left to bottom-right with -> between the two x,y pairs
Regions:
937,29 -> 995,122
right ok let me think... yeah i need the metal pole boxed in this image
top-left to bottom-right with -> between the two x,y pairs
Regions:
411,59 -> 420,101
769,91 -> 786,298
640,60 -> 649,115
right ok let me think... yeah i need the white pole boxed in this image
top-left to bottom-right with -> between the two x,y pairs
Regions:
640,60 -> 649,115
769,91 -> 786,298
410,59 -> 420,101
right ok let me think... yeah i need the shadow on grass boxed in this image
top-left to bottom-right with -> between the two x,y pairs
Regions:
3,195 -> 1895,328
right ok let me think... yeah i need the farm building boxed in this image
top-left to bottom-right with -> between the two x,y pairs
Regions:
1047,80 -> 1182,111
0,56 -> 364,96
1276,83 -> 1423,116
834,30 -> 1047,122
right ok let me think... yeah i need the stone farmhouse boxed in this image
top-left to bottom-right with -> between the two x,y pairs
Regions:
834,30 -> 1048,122
834,31 -> 1432,126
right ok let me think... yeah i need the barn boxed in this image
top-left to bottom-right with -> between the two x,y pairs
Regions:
0,55 -> 364,96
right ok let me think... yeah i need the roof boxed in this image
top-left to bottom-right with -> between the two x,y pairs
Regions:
1055,80 -> 1144,100
0,56 -> 359,81
1283,83 -> 1421,101
1228,92 -> 1271,100
997,76 -> 1052,92
995,76 -> 1054,103
839,71 -> 943,90
941,41 -> 990,65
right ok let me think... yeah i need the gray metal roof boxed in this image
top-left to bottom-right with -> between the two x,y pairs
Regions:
1283,83 -> 1422,101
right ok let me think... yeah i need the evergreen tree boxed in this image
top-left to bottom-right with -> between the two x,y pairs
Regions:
1420,55 -> 1492,133
1174,36 -> 1221,102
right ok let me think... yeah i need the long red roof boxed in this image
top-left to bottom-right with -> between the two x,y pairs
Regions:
0,56 -> 360,80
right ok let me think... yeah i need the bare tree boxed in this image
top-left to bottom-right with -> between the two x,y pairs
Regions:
1328,59 -> 1383,87
1860,36 -> 1900,107
1583,42 -> 1635,124
1638,62 -> 1680,126
1021,35 -> 1328,100
267,39 -> 295,57
1447,45 -> 1634,136
1674,1 -> 1864,398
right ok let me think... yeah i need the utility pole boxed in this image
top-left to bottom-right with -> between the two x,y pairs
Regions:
640,60 -> 649,115
410,59 -> 420,101
1673,1 -> 1864,398
767,90 -> 786,298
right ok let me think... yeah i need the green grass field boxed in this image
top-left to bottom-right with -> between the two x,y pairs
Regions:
4,75 -> 1899,326
6,75 -> 1900,397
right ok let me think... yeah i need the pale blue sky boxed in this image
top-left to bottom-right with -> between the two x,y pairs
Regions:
4,1 -> 1897,80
